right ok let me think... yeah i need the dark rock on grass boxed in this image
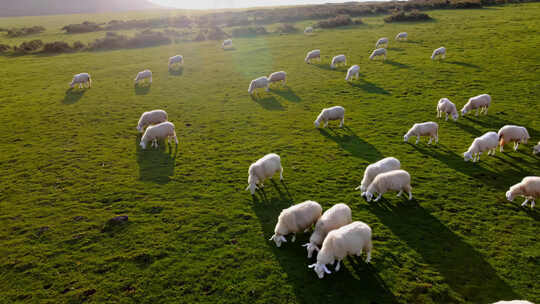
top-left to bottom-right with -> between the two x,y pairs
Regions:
101,215 -> 129,232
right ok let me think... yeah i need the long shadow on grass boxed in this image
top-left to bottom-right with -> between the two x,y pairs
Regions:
385,59 -> 410,69
135,135 -> 177,184
251,94 -> 284,110
318,127 -> 383,162
386,47 -> 404,52
270,87 -> 301,102
349,79 -> 390,95
312,63 -> 343,72
366,199 -> 519,303
463,115 -> 540,139
454,120 -> 483,136
63,88 -> 86,104
169,67 -> 183,76
134,84 -> 151,95
445,61 -> 482,70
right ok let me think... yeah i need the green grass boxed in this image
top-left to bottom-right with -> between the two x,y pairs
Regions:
1,3 -> 539,303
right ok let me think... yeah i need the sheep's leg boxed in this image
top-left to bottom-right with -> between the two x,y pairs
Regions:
484,107 -> 488,115
531,200 -> 535,208
374,194 -> 382,202
323,121 -> 328,128
445,113 -> 448,121
335,260 -> 341,272
475,108 -> 479,116
521,198 -> 529,207
149,76 -> 152,83
428,137 -> 433,145
366,250 -> 372,263
292,234 -> 296,242
279,166 -> 284,180
339,117 -> 344,128
404,185 -> 413,200
416,136 -> 420,144
514,142 -> 519,151
397,190 -> 403,197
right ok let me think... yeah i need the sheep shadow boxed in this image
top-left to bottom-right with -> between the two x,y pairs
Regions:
463,115 -> 539,139
63,88 -> 86,104
270,87 -> 301,102
445,61 -> 482,70
311,63 -> 343,72
251,94 -> 284,110
168,66 -> 184,76
365,199 -> 519,303
318,127 -> 383,162
384,59 -> 410,69
349,79 -> 390,95
134,84 -> 151,95
135,134 -> 177,184
386,47 -> 404,52
223,47 -> 236,51
453,120 -> 483,136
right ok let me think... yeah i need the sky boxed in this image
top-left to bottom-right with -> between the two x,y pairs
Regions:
148,0 -> 369,10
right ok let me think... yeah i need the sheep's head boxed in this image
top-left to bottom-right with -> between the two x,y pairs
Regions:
245,183 -> 258,195
308,262 -> 331,279
363,191 -> 374,202
463,151 -> 473,162
451,112 -> 459,121
533,145 -> 540,155
302,242 -> 320,258
136,125 -> 142,132
314,120 -> 320,128
269,234 -> 287,247
506,190 -> 515,202
69,80 -> 75,88
403,134 -> 410,142
140,141 -> 147,149
461,107 -> 468,116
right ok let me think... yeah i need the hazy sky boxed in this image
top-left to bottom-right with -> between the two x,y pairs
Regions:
149,0 -> 366,10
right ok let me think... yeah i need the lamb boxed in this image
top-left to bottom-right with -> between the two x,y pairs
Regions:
268,71 -> 287,87
355,157 -> 401,193
269,200 -> 322,247
437,98 -> 459,121
302,203 -> 352,258
331,55 -> 347,69
70,73 -> 92,89
375,37 -> 389,48
463,131 -> 499,162
308,221 -> 372,279
305,49 -> 321,64
362,169 -> 412,202
431,47 -> 446,60
533,142 -> 540,155
134,69 -> 152,85
248,76 -> 270,95
369,48 -> 387,61
136,110 -> 168,133
403,122 -> 439,144
506,176 -> 540,209
395,32 -> 408,40
345,65 -> 360,82
461,94 -> 491,116
140,121 -> 178,150
168,55 -> 183,69
246,153 -> 284,195
498,125 -> 530,152
314,106 -> 345,128
222,39 -> 233,49
304,26 -> 313,34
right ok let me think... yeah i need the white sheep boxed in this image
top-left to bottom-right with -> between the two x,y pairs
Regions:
498,125 -> 530,152
533,142 -> 540,155
168,55 -> 183,69
70,73 -> 92,89
248,76 -> 270,95
506,176 -> 540,209
308,221 -> 372,279
395,32 -> 408,40
376,37 -> 389,48
305,49 -> 321,64
314,106 -> 345,128
355,157 -> 401,193
136,110 -> 168,133
431,47 -> 446,60
363,169 -> 412,202
331,54 -> 347,69
222,39 -> 233,49
134,69 -> 152,85
403,122 -> 439,144
304,26 -> 313,34
268,71 -> 287,87
269,200 -> 322,247
437,98 -> 459,121
246,153 -> 283,195
302,203 -> 352,258
369,48 -> 387,61
140,121 -> 178,150
345,65 -> 360,82
492,301 -> 534,304
463,131 -> 499,162
461,94 -> 491,116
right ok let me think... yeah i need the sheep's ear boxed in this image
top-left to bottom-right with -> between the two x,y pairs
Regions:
308,264 -> 316,269
323,265 -> 332,274
302,243 -> 310,247
280,236 -> 287,243
314,246 -> 320,252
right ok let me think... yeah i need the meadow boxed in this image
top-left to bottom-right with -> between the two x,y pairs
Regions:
0,3 -> 539,303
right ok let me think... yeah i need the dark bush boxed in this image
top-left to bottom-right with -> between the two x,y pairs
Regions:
62,21 -> 102,34
449,0 -> 483,8
72,41 -> 85,50
231,26 -> 268,37
384,10 -> 432,22
0,44 -> 10,53
42,41 -> 72,53
6,26 -> 45,37
276,23 -> 299,33
316,15 -> 353,28
206,26 -> 230,40
89,30 -> 171,50
13,40 -> 43,53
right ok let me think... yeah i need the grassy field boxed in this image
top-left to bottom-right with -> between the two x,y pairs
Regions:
1,3 -> 539,303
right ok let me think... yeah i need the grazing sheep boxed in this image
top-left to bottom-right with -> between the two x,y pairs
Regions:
395,32 -> 408,40
140,121 -> 178,150
463,131 -> 499,162
222,39 -> 233,49
269,200 -> 322,247
437,98 -> 459,121
246,153 -> 283,195
369,48 -> 387,61
533,142 -> 540,155
248,76 -> 270,95
431,47 -> 446,60
314,106 -> 345,128
136,110 -> 168,133
403,122 -> 439,144
498,125 -> 530,152
376,37 -> 389,48
268,71 -> 287,87
506,176 -> 540,209
461,94 -> 491,116
134,69 -> 152,85
355,157 -> 401,193
303,203 -> 352,258
308,221 -> 372,279
305,49 -> 321,64
363,169 -> 412,202
168,55 -> 183,69
331,54 -> 347,69
304,26 -> 314,34
70,73 -> 92,89
492,301 -> 534,304
345,65 -> 360,82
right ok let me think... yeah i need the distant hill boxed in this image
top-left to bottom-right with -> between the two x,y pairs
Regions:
0,0 -> 164,17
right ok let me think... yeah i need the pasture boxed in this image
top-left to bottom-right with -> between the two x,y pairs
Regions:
0,3 -> 539,303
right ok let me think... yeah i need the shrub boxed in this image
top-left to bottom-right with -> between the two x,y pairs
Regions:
13,40 -> 43,54
6,26 -> 45,37
193,31 -> 206,41
89,31 -> 171,50
72,41 -> 86,51
62,22 -> 102,34
316,15 -> 353,28
384,10 -> 432,22
0,44 -> 10,53
206,27 -> 230,40
276,23 -> 299,33
449,0 -> 483,8
231,26 -> 268,37
42,41 -> 72,53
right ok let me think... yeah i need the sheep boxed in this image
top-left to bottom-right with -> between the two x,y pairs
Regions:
506,176 -> 540,209
431,47 -> 446,60
140,121 -> 178,150
305,49 -> 321,64
136,110 -> 168,133
345,65 -> 360,82
269,200 -> 322,247
222,39 -> 233,49
314,106 -> 345,128
395,32 -> 408,40
463,131 -> 499,162
498,125 -> 530,152
375,37 -> 389,48
268,71 -> 287,87
362,169 -> 412,202
302,203 -> 352,258
437,98 -> 459,121
533,142 -> 540,155
304,26 -> 313,34
461,94 -> 491,116
134,69 -> 152,85
403,122 -> 439,144
492,301 -> 534,304
355,157 -> 401,193
70,73 -> 92,89
168,55 -> 183,69
246,153 -> 283,195
369,48 -> 387,61
331,55 -> 347,69
248,76 -> 270,95
308,221 -> 372,279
